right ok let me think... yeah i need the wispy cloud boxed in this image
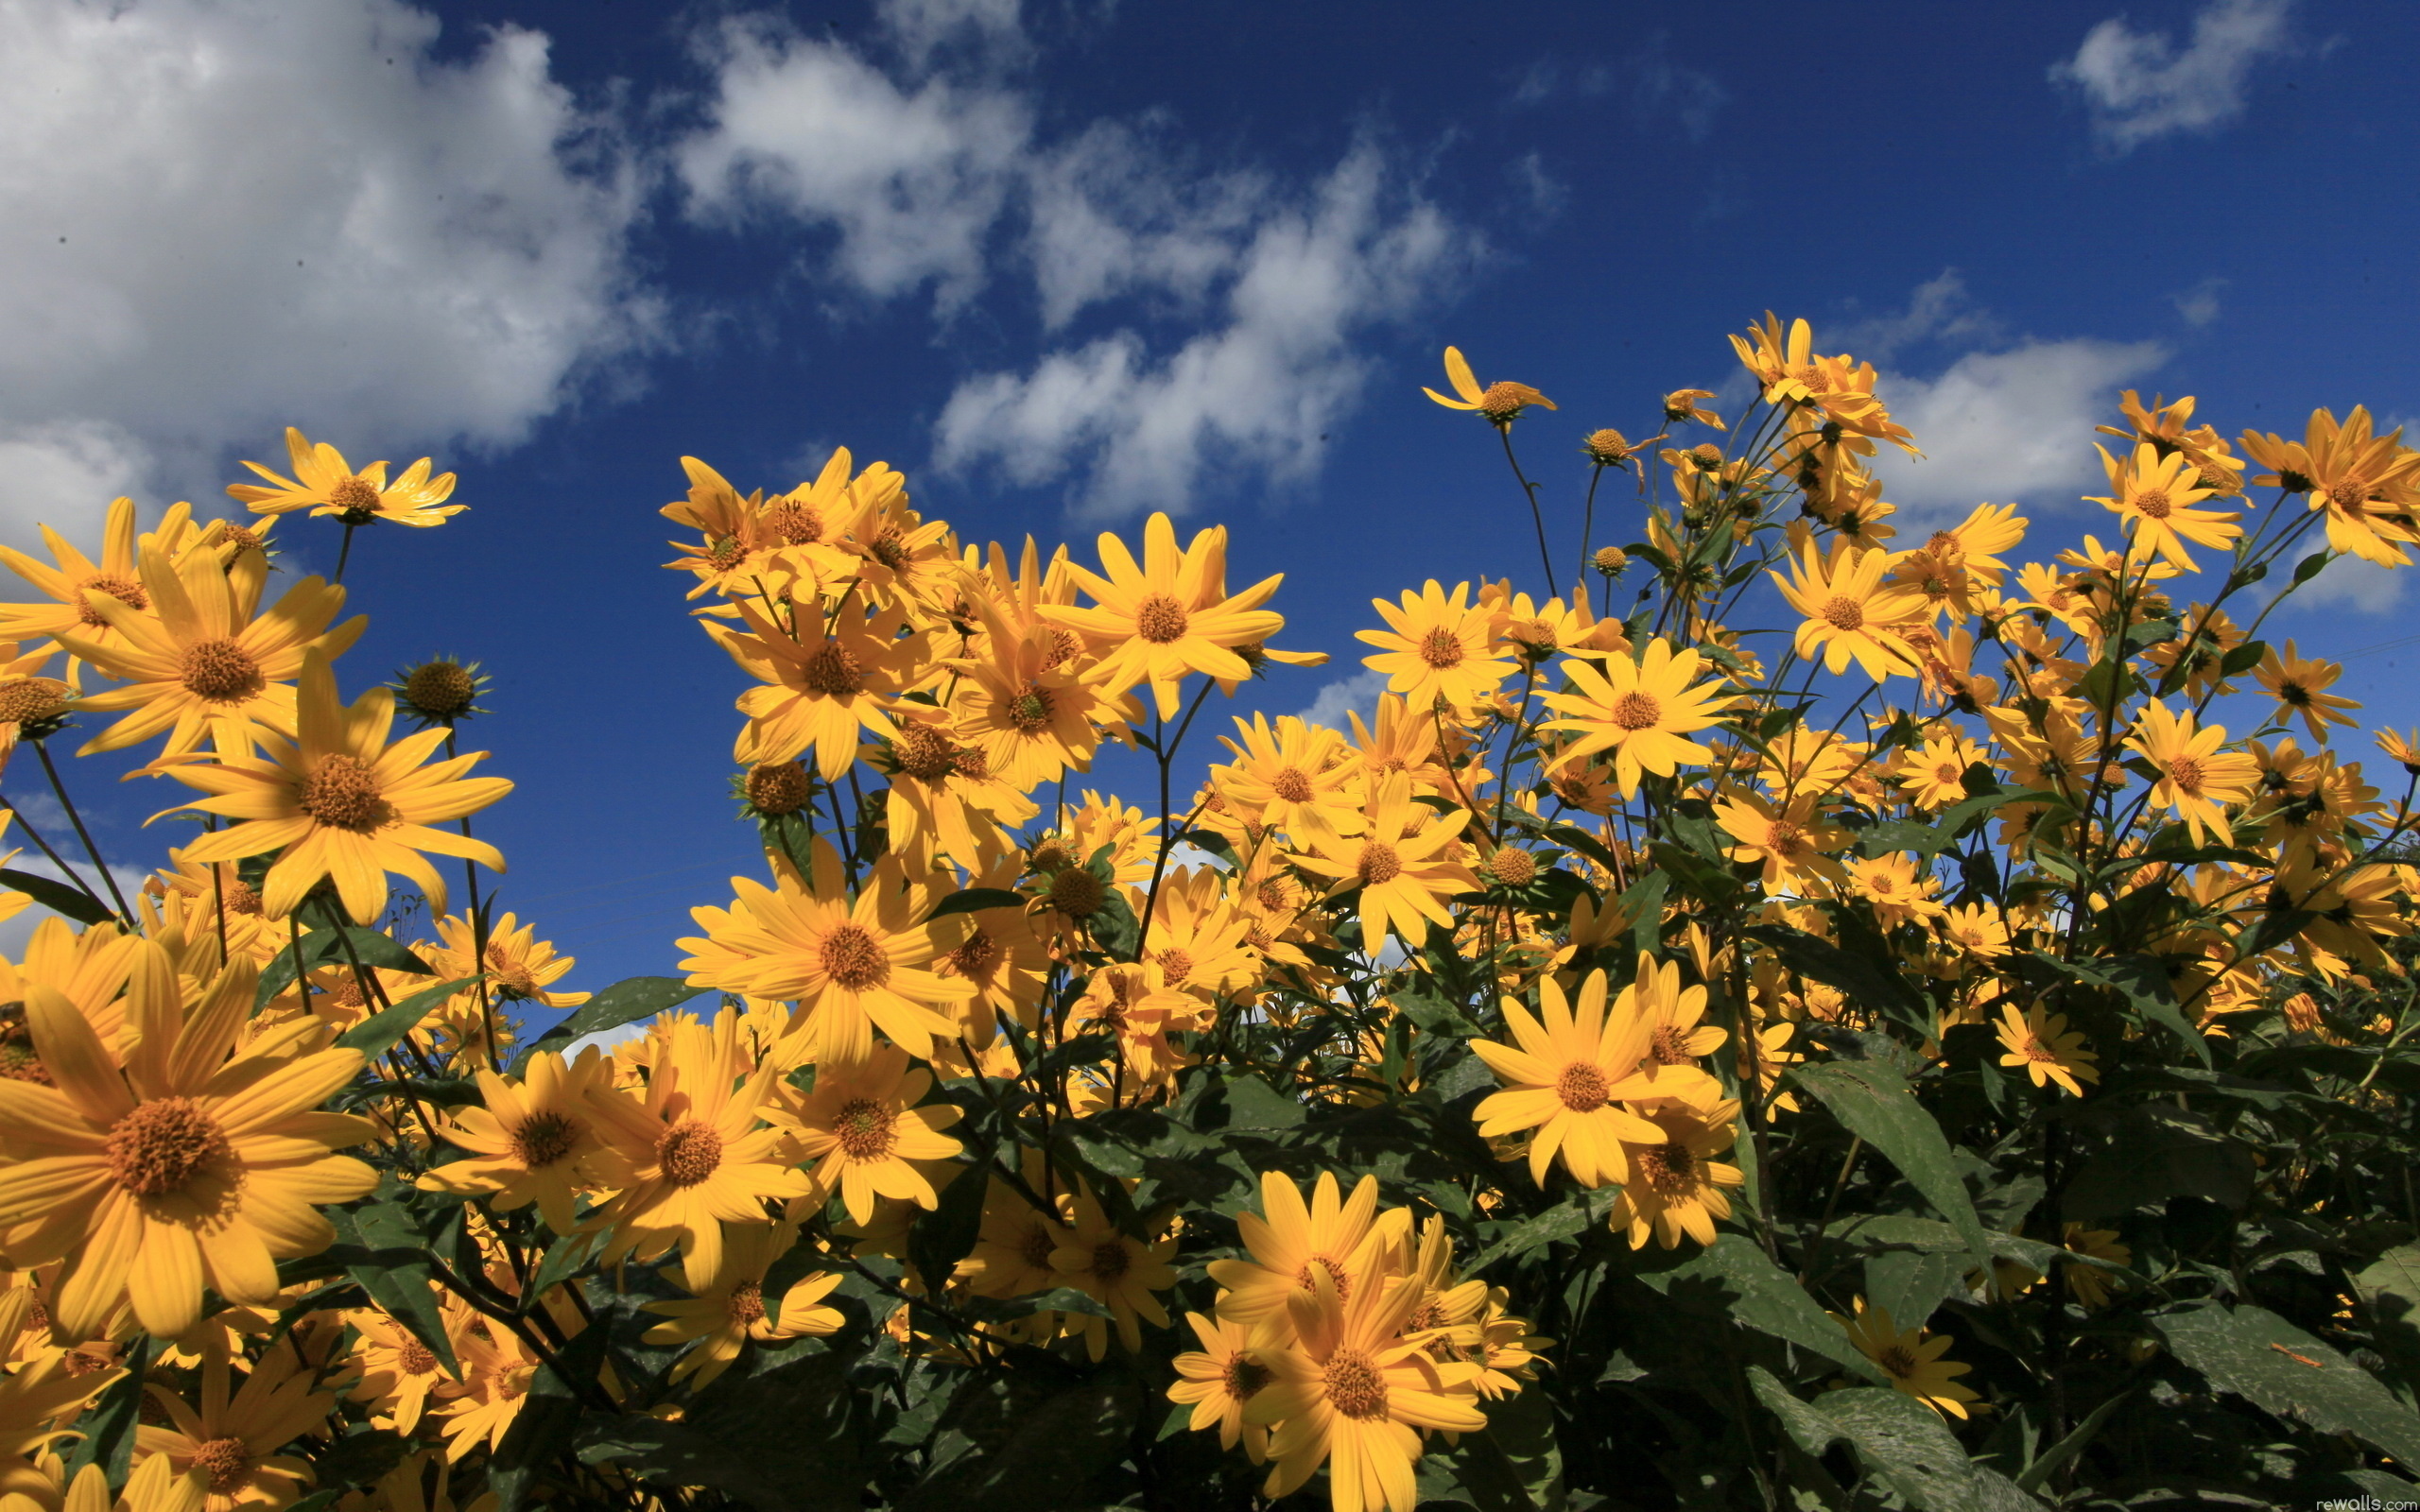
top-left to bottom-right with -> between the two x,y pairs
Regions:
2170,276 -> 2226,327
2050,0 -> 2298,152
1628,34 -> 1726,144
1289,667 -> 1387,733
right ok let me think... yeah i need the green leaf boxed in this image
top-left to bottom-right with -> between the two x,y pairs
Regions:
336,1203 -> 461,1381
683,1346 -> 865,1512
1088,883 -> 1140,960
2357,1245 -> 2420,1398
1465,1196 -> 1596,1273
575,1417 -> 805,1509
2020,952 -> 2210,1066
898,1366 -> 1138,1512
2219,640 -> 2269,678
2156,1301 -> 2420,1467
62,1334 -> 150,1486
523,1229 -> 602,1310
908,1162 -> 987,1296
492,1314 -> 609,1512
1864,1249 -> 1965,1332
1200,1072 -> 1304,1131
925,887 -> 1028,921
2292,548 -> 2333,585
336,975 -> 481,1061
1749,923 -> 1931,1039
510,976 -> 710,1072
1644,1234 -> 1886,1383
306,1428 -> 413,1497
252,924 -> 433,1011
2062,1104 -> 2253,1218
2014,1386 -> 2131,1493
1792,1061 -> 1993,1279
0,868 -> 114,926
1748,1370 -> 2039,1511
1396,988 -> 1483,1038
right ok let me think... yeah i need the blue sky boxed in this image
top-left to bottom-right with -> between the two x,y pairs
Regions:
2,0 -> 2414,1005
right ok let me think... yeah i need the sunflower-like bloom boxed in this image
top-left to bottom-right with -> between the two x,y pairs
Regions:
2085,440 -> 2241,573
1208,1172 -> 1412,1327
1627,953 -> 1728,1105
1248,1268 -> 1487,1512
2240,405 -> 2420,567
2123,698 -> 2258,847
226,426 -> 462,527
1892,733 -> 1987,810
1833,1297 -> 1981,1419
135,1345 -> 343,1511
0,953 -> 374,1341
678,844 -> 971,1063
641,1219 -> 843,1389
416,1049 -> 619,1232
1772,541 -> 1926,681
1048,1182 -> 1178,1354
584,1013 -> 811,1290
434,1314 -> 543,1465
714,598 -> 925,782
424,911 -> 585,1010
166,651 -> 510,922
1288,771 -> 1475,953
948,612 -> 1124,793
1995,1004 -> 2099,1097
345,1297 -> 472,1435
1214,713 -> 1363,840
1042,513 -> 1285,721
0,1355 -> 118,1500
1605,1098 -> 1744,1249
61,543 -> 363,759
1715,791 -> 1849,888
1170,1311 -> 1281,1463
772,1043 -> 963,1226
1356,580 -> 1516,717
2255,641 -> 2360,744
1422,346 -> 1555,427
0,498 -> 220,667
1538,639 -> 1736,799
1469,969 -> 1668,1189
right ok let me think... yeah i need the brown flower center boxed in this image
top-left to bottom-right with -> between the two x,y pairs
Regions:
867,524 -> 910,572
820,922 -> 890,990
486,943 -> 542,1001
1418,627 -> 1465,669
1133,594 -> 1190,644
1322,1348 -> 1390,1419
1876,1343 -> 1919,1377
1487,848 -> 1537,887
945,929 -> 1001,979
1555,1062 -> 1609,1111
1637,1140 -> 1697,1194
1764,820 -> 1807,858
1294,1254 -> 1351,1302
398,1338 -> 438,1375
1820,596 -> 1864,632
2166,756 -> 2205,795
180,638 -> 265,704
1357,841 -> 1402,886
190,1435 -> 252,1493
1270,767 -> 1314,804
2327,479 -> 2369,511
1152,946 -> 1195,987
765,500 -> 821,544
1223,1353 -> 1271,1400
729,1280 -> 766,1325
746,761 -> 811,816
510,1111 -> 580,1168
1019,1222 -> 1060,1271
893,724 -> 956,782
299,754 -> 391,832
1477,382 -> 1529,421
1650,1025 -> 1693,1065
1043,627 -> 1084,670
402,661 -> 476,718
802,644 -> 866,698
2133,489 -> 2173,520
0,678 -> 68,726
1048,868 -> 1104,918
1090,1241 -> 1131,1283
654,1120 -> 723,1186
105,1097 -> 230,1199
833,1098 -> 896,1161
1009,683 -> 1054,732
328,476 -> 383,519
1611,691 -> 1662,730
75,573 -> 147,627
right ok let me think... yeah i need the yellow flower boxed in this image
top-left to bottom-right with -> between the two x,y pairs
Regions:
425,910 -> 585,1009
1772,541 -> 1927,681
417,1048 -> 618,1233
1940,902 -> 2013,958
434,1315 -> 543,1465
166,650 -> 510,922
1714,791 -> 1848,888
774,1042 -> 964,1226
1891,733 -> 1987,810
1469,969 -> 1668,1189
1605,1099 -> 1744,1249
713,597 -> 925,782
2240,405 -> 2420,567
640,1219 -> 843,1389
1288,771 -> 1476,953
1170,1311 -> 1280,1462
1995,1004 -> 2099,1097
1356,580 -> 1515,718
1048,1182 -> 1178,1353
1214,713 -> 1364,840
225,426 -> 462,527
946,612 -> 1126,793
1423,346 -> 1555,426
1538,638 -> 1737,799
1042,513 -> 1285,721
134,1345 -> 341,1511
2061,1222 -> 2131,1310
1834,1297 -> 1980,1419
1207,1171 -> 1409,1327
2123,699 -> 2258,847
2255,641 -> 2360,744
1843,852 -> 1945,928
345,1297 -> 471,1435
0,498 -> 221,669
0,954 -> 374,1340
2085,440 -> 2241,572
1662,389 -> 1726,430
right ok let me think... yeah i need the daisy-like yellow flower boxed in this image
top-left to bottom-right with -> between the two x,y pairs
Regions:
2377,726 -> 2420,776
583,1013 -> 812,1290
774,1042 -> 964,1226
2085,440 -> 2241,573
1041,513 -> 1285,721
2255,641 -> 2360,744
1049,1182 -> 1179,1354
2240,404 -> 2420,567
1996,1004 -> 2098,1097
1940,902 -> 2014,959
1356,580 -> 1515,717
1892,733 -> 1987,810
166,650 -> 510,923
346,1298 -> 471,1435
61,543 -> 363,759
1538,638 -> 1736,799
1288,771 -> 1476,953
1605,1099 -> 1744,1249
1714,791 -> 1849,888
677,844 -> 972,1064
434,1315 -> 543,1465
714,598 -> 925,782
1469,969 -> 1668,1189
1772,541 -> 1927,681
1248,1267 -> 1487,1512
947,614 -> 1125,793
135,1345 -> 341,1512
0,953 -> 374,1340
1169,1312 -> 1280,1463
417,1049 -> 620,1233
2061,1222 -> 2132,1310
1834,1297 -> 1980,1419
1843,852 -> 1945,928
1215,713 -> 1364,840
1423,345 -> 1555,427
1662,389 -> 1726,430
1627,953 -> 1727,1103
1208,1171 -> 1410,1327
640,1220 -> 843,1389
225,426 -> 462,527
424,912 -> 586,1009
2123,699 -> 2259,847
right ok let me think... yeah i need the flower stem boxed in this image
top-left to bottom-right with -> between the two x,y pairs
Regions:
33,740 -> 131,922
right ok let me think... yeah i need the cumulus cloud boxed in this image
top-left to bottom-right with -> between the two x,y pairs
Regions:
1829,269 -> 1999,362
1290,668 -> 1387,733
2171,276 -> 2226,327
2293,557 -> 2405,616
0,0 -> 652,550
2050,0 -> 2297,152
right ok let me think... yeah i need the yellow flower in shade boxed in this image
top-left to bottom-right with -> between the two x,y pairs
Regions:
225,426 -> 462,527
1469,968 -> 1668,1189
0,1356 -> 118,1497
1538,638 -> 1737,799
1422,346 -> 1555,426
425,912 -> 586,1009
345,1298 -> 470,1435
166,650 -> 510,923
1207,1171 -> 1411,1327
2123,699 -> 2259,847
1663,389 -> 1727,430
2085,440 -> 2241,572
1940,902 -> 2014,959
1843,852 -> 1945,928
774,1043 -> 964,1226
1772,541 -> 1927,681
713,598 -> 925,782
1048,1183 -> 1179,1353
61,543 -> 363,759
416,1049 -> 619,1233
1356,580 -> 1515,717
1714,791 -> 1849,888
0,956 -> 375,1341
1170,1311 -> 1280,1463
1605,1099 -> 1744,1249
2240,405 -> 2420,567
1288,771 -> 1476,953
134,1346 -> 340,1511
583,1013 -> 812,1290
435,1316 -> 543,1465
1041,513 -> 1286,721
1996,1004 -> 2099,1097
2255,641 -> 2360,744
1834,1297 -> 1980,1419
1247,1268 -> 1487,1512
2061,1222 -> 2131,1310
641,1220 -> 843,1389
677,844 -> 972,1064
960,1163 -> 1074,1302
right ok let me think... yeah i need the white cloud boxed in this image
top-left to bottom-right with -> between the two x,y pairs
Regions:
1023,120 -> 1270,332
1628,34 -> 1727,144
1290,667 -> 1387,734
878,0 -> 1028,73
2050,0 -> 2297,152
1872,338 -> 2168,522
1829,269 -> 1998,362
0,0 -> 653,549
2172,276 -> 2226,327
2292,557 -> 2405,616
0,422 -> 153,549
